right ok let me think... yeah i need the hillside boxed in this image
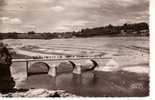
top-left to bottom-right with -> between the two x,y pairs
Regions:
0,22 -> 149,39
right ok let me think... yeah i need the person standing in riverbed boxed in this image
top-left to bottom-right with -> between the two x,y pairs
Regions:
0,42 -> 15,92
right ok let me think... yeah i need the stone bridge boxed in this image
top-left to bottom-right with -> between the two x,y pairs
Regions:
12,57 -> 119,78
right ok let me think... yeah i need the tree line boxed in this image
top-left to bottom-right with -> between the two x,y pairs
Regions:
0,22 -> 149,39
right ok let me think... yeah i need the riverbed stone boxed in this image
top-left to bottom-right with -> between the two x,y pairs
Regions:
0,42 -> 15,92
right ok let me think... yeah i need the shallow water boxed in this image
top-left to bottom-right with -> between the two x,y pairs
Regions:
18,71 -> 149,97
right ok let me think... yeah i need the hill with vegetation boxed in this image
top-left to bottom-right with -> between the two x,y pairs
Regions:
0,22 -> 149,39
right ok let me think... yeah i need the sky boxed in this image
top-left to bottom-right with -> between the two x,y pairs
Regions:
0,0 -> 149,33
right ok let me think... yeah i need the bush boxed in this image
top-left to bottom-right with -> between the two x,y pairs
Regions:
0,42 -> 15,91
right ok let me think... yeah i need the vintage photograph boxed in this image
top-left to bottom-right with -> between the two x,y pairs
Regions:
0,0 -> 149,97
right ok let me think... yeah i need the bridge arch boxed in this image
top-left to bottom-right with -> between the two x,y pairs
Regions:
80,59 -> 99,71
68,60 -> 76,69
68,60 -> 82,74
89,59 -> 99,69
28,62 -> 50,76
56,61 -> 76,75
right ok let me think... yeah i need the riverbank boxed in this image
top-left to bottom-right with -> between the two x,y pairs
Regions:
2,37 -> 149,97
0,89 -> 78,97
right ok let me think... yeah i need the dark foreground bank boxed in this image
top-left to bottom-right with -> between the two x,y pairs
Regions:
0,89 -> 78,97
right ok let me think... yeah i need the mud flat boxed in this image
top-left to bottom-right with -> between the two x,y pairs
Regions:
2,37 -> 149,97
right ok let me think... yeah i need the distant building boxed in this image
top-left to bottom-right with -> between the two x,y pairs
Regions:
140,29 -> 149,36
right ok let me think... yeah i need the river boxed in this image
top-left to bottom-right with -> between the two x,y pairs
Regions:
16,71 -> 149,97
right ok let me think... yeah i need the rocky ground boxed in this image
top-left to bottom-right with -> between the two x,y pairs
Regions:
0,89 -> 78,97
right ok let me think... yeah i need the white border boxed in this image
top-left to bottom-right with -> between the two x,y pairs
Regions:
1,0 -> 154,100
149,0 -> 155,99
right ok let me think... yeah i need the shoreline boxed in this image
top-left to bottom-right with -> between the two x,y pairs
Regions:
0,88 -> 78,97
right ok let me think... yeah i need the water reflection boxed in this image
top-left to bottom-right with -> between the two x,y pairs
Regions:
18,71 -> 149,97
56,72 -> 96,88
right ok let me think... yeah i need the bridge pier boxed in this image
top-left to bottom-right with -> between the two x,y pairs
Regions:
48,63 -> 82,77
73,63 -> 82,75
48,64 -> 57,77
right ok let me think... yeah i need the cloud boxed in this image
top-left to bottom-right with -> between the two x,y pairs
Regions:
52,20 -> 93,32
63,20 -> 91,26
22,24 -> 37,29
61,0 -> 101,8
0,0 -> 149,32
37,0 -> 51,3
50,6 -> 65,12
53,26 -> 70,32
0,17 -> 22,24
0,0 -> 5,6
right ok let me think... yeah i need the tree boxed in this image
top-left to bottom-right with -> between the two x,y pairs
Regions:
28,31 -> 36,35
0,33 -> 3,39
0,42 -> 15,91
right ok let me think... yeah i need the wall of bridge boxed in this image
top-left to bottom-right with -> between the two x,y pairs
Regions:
27,58 -> 111,68
11,57 -> 114,80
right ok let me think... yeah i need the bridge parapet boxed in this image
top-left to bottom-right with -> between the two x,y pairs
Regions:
31,56 -> 110,60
